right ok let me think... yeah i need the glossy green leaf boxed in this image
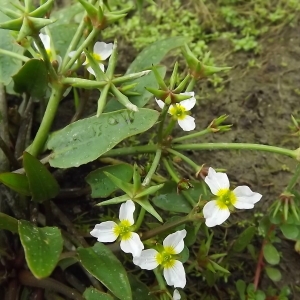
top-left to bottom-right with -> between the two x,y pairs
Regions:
152,181 -> 204,213
47,109 -> 159,168
265,266 -> 282,282
263,243 -> 280,265
0,172 -> 31,196
78,243 -> 132,300
83,287 -> 113,300
0,212 -> 18,233
280,223 -> 299,240
49,24 -> 81,57
0,2 -> 23,85
12,59 -> 48,97
23,151 -> 60,202
86,164 -> 133,198
232,226 -> 256,252
126,36 -> 190,74
19,220 -> 63,278
105,66 -> 166,111
128,274 -> 158,300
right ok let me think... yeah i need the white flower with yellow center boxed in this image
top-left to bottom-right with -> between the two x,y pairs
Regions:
83,41 -> 113,76
203,167 -> 262,227
90,200 -> 144,257
133,230 -> 187,288
156,92 -> 196,131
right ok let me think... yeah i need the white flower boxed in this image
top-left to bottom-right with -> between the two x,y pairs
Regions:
34,33 -> 62,64
173,289 -> 181,300
133,230 -> 187,288
156,92 -> 196,131
203,167 -> 262,227
83,41 -> 113,76
90,200 -> 144,257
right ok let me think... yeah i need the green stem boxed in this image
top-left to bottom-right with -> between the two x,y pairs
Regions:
63,27 -> 99,72
157,105 -> 170,143
133,207 -> 145,231
28,85 -> 64,157
141,215 -> 191,241
103,144 -> 157,157
153,269 -> 169,300
142,148 -> 162,186
0,48 -> 29,62
285,163 -> 300,192
167,148 -> 199,171
172,143 -> 297,159
97,83 -> 110,116
173,128 -> 212,143
163,119 -> 176,137
33,35 -> 58,80
61,77 -> 106,89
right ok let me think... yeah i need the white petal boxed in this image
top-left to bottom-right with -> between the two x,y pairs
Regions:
87,66 -> 95,76
203,200 -> 230,227
155,98 -> 165,109
163,230 -> 186,254
90,221 -> 118,242
163,261 -> 186,288
233,186 -> 262,209
39,33 -> 50,50
99,63 -> 105,72
173,289 -> 181,300
120,232 -> 144,257
178,115 -> 195,131
93,42 -> 113,60
119,200 -> 135,225
68,51 -> 77,58
179,93 -> 196,111
204,167 -> 230,195
133,249 -> 159,270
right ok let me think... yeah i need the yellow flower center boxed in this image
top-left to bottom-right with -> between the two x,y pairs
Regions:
92,52 -> 102,62
216,188 -> 237,209
155,246 -> 176,269
169,104 -> 187,120
113,220 -> 132,240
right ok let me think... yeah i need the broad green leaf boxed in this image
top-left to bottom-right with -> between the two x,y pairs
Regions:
19,220 -> 63,278
280,223 -> 299,240
23,152 -> 60,202
0,212 -> 18,233
49,24 -> 82,57
12,59 -> 48,97
128,274 -> 158,300
86,164 -> 133,198
83,287 -> 113,300
78,243 -> 132,300
263,243 -> 280,265
126,36 -> 190,74
47,109 -> 159,168
0,2 -> 23,85
105,66 -> 166,111
232,226 -> 256,252
265,266 -> 282,282
235,280 -> 246,300
152,181 -> 204,213
0,172 -> 31,196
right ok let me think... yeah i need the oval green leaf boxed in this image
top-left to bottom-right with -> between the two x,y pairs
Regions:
0,172 -> 31,196
152,181 -> 204,213
126,36 -> 190,74
12,59 -> 48,97
86,164 -> 133,198
78,243 -> 132,300
47,109 -> 159,168
232,226 -> 256,252
265,266 -> 282,282
280,223 -> 299,240
263,243 -> 280,265
128,274 -> 158,300
83,287 -> 113,300
23,152 -> 60,202
19,220 -> 63,278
